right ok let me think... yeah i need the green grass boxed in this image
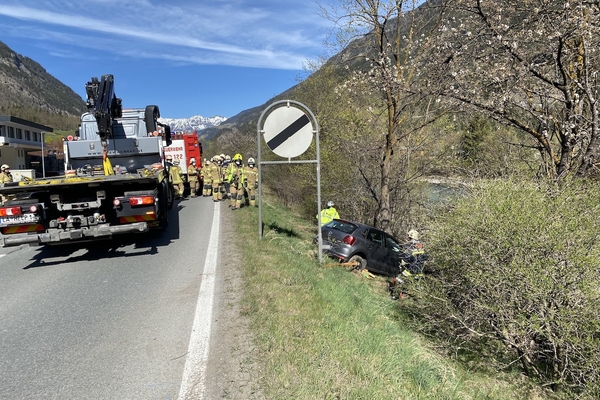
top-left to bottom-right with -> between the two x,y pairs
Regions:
232,196 -> 544,399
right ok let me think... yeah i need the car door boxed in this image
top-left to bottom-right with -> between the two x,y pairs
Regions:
382,234 -> 402,276
365,229 -> 389,274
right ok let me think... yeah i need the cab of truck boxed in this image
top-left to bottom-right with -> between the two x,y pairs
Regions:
66,106 -> 171,173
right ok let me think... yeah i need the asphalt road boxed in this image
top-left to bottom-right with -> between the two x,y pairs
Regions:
0,196 -> 258,400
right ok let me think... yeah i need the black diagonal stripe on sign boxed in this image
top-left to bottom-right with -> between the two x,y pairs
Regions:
267,114 -> 310,150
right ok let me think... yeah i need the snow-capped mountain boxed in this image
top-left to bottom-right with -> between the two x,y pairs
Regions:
158,115 -> 227,132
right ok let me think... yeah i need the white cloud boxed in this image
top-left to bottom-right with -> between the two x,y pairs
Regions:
0,0 -> 333,70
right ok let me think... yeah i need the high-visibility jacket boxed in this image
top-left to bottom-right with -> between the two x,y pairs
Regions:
317,207 -> 340,225
227,164 -> 245,187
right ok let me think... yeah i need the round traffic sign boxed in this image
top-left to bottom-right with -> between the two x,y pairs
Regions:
263,105 -> 313,158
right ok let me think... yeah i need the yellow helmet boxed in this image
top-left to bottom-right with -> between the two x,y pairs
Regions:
233,153 -> 242,161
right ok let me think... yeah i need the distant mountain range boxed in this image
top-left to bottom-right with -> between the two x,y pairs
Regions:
158,115 -> 228,133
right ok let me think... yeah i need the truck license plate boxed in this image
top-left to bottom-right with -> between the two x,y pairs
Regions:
0,214 -> 39,225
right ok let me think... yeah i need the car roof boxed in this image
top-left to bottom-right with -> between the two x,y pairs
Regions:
331,219 -> 400,240
332,219 -> 380,231
330,219 -> 360,227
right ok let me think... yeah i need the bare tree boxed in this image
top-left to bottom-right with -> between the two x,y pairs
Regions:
436,0 -> 600,180
320,0 -> 451,234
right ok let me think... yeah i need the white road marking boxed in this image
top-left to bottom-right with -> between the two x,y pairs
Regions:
178,201 -> 220,400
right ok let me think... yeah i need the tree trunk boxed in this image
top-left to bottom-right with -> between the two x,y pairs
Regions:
375,103 -> 397,234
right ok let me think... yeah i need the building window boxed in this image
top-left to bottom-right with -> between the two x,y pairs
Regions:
8,126 -> 14,138
16,128 -> 23,140
33,132 -> 38,142
25,130 -> 31,140
0,125 -> 4,137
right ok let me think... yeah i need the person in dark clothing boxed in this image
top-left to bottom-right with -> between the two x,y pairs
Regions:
400,229 -> 427,276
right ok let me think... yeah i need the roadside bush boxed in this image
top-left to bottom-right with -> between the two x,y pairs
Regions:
404,179 -> 600,398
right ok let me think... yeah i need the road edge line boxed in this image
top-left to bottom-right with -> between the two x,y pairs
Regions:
178,201 -> 220,399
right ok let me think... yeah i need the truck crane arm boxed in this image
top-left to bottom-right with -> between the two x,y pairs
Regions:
85,74 -> 123,141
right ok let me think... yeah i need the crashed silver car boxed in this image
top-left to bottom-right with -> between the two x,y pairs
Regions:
316,219 -> 404,277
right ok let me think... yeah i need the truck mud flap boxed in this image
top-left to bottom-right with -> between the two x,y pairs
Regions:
0,222 -> 149,247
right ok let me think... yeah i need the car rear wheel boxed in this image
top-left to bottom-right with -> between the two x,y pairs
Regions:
349,255 -> 366,271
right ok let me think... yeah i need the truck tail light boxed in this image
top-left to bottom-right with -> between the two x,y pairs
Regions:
0,207 -> 22,217
342,235 -> 356,246
129,196 -> 155,206
29,205 -> 38,213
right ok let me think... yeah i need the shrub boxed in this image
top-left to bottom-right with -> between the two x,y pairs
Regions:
407,179 -> 600,398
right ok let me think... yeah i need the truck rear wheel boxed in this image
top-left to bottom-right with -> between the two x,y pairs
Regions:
158,200 -> 169,231
167,182 -> 174,210
158,182 -> 170,230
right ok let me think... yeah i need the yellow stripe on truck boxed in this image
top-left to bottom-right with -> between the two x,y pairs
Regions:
2,224 -> 44,234
119,214 -> 156,223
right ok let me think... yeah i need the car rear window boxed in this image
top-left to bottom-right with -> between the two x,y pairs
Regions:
326,220 -> 358,234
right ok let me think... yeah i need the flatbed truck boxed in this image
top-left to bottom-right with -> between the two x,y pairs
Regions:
0,74 -> 175,247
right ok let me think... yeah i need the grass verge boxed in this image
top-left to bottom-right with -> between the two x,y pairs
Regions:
232,197 -> 542,399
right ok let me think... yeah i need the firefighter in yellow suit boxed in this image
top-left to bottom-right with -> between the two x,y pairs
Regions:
171,160 -> 185,199
227,153 -> 245,210
243,157 -> 258,207
0,164 -> 13,183
187,158 -> 199,197
201,159 -> 212,196
0,164 -> 13,204
207,156 -> 223,202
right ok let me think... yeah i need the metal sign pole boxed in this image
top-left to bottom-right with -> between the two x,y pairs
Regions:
315,124 -> 323,263
257,124 -> 263,239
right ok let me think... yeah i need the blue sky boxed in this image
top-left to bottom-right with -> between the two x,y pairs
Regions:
0,0 -> 338,119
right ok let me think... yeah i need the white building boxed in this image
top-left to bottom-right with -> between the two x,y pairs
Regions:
0,115 -> 53,172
